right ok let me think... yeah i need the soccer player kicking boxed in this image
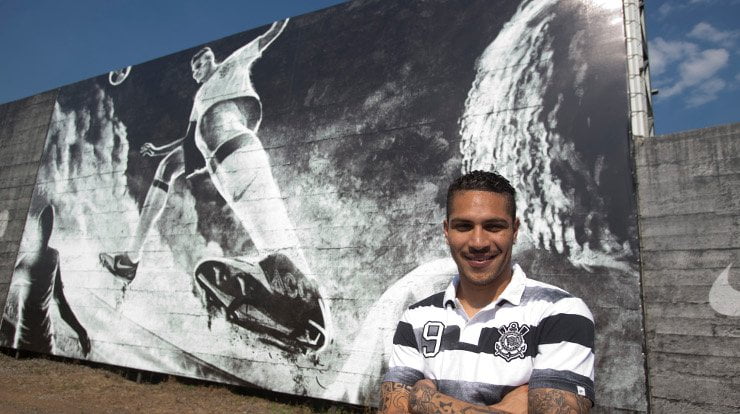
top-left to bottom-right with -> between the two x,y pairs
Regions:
100,18 -> 333,353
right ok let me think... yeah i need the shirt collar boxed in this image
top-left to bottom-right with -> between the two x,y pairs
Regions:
443,276 -> 459,309
443,263 -> 527,309
498,263 -> 526,306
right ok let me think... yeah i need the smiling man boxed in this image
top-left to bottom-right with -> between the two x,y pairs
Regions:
380,170 -> 595,413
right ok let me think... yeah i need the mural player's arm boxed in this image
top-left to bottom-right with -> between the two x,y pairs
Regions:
139,127 -> 192,157
380,380 -> 528,414
140,122 -> 203,179
219,17 -> 288,69
11,274 -> 30,349
53,262 -> 91,356
256,18 -> 289,52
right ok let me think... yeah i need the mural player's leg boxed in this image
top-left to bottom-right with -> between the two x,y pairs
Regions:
127,148 -> 188,261
100,148 -> 186,282
209,132 -> 334,350
212,147 -> 307,268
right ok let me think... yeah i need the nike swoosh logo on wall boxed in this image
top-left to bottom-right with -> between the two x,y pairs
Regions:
709,263 -> 740,317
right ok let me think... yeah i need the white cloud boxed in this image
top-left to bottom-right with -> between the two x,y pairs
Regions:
657,3 -> 674,18
656,0 -> 712,18
688,22 -> 740,46
660,48 -> 729,97
649,37 -> 698,75
645,3 -> 737,107
685,78 -> 726,107
656,0 -> 738,17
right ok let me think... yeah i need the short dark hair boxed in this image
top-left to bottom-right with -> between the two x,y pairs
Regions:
446,170 -> 516,219
191,47 -> 214,65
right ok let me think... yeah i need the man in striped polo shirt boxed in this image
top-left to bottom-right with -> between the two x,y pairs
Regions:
380,171 -> 594,413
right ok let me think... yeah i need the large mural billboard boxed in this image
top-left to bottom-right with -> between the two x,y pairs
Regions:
0,0 -> 646,410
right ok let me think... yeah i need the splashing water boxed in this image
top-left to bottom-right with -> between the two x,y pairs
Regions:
459,0 -> 632,272
28,87 -> 139,258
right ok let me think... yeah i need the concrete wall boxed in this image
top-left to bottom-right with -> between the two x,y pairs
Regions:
0,92 -> 57,312
635,122 -> 740,414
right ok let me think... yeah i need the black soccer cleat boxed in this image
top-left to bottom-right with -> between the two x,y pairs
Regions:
194,254 -> 334,354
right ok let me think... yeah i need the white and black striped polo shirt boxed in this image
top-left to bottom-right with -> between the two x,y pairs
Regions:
383,264 -> 595,405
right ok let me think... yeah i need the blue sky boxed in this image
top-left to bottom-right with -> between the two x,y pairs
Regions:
0,0 -> 346,102
646,0 -> 740,133
0,0 -> 737,134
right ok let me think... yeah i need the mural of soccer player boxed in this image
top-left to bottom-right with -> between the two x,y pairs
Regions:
98,18 -> 333,352
5,205 -> 91,356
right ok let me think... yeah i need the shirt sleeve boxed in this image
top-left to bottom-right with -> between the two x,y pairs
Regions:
222,41 -> 262,67
529,296 -> 596,404
382,309 -> 425,386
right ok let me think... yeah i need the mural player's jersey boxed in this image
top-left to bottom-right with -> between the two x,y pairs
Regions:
190,41 -> 263,154
383,264 -> 596,406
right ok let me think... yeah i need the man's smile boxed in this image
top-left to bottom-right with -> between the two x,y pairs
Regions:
463,252 -> 497,268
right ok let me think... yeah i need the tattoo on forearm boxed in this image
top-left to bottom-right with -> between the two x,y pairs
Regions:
529,388 -> 590,414
408,383 -> 508,414
380,382 -> 411,413
409,381 -> 437,413
458,407 -> 507,414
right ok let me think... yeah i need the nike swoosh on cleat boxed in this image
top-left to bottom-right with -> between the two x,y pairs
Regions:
115,262 -> 135,270
709,263 -> 740,317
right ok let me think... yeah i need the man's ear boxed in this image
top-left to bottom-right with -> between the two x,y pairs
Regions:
443,219 -> 450,245
513,217 -> 520,242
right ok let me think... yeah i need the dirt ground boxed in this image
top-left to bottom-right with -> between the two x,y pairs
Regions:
0,349 -> 369,414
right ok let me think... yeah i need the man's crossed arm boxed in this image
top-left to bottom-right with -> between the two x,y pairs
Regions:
380,380 -> 589,414
528,387 -> 591,413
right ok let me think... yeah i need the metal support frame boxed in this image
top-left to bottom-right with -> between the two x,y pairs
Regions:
623,0 -> 655,138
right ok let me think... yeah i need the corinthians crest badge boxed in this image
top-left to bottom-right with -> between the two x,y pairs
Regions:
494,322 -> 530,361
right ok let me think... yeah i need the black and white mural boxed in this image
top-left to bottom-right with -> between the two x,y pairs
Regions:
0,0 -> 647,410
